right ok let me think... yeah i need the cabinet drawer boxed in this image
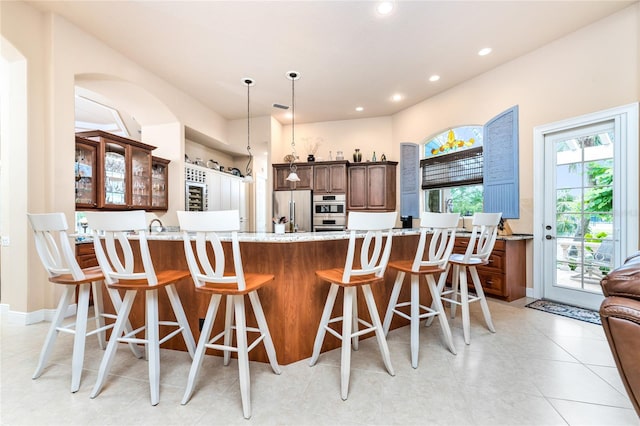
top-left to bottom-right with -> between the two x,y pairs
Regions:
475,271 -> 505,297
478,252 -> 504,273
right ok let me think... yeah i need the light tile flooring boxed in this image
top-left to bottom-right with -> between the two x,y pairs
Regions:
2,297 -> 639,425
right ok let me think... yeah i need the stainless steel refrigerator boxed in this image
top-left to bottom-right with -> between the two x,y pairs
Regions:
273,190 -> 312,233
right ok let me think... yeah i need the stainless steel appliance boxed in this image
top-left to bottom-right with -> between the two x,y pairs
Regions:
313,194 -> 346,232
273,190 -> 312,233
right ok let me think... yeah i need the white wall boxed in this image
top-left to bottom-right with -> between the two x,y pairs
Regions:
392,3 -> 639,235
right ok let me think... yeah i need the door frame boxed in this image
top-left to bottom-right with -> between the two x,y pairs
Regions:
533,103 -> 639,301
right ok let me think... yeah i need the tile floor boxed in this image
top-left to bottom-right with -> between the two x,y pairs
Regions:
1,297 -> 638,425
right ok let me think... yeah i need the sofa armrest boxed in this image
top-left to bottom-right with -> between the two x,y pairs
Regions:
600,251 -> 640,300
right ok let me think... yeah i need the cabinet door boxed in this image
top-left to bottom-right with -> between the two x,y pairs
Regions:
208,172 -> 222,211
101,140 -> 128,208
150,157 -> 169,210
295,165 -> 313,190
273,164 -> 313,191
220,175 -> 232,210
131,146 -> 152,209
313,165 -> 330,193
274,166 -> 293,191
367,164 -> 389,210
347,166 -> 367,210
75,139 -> 98,209
329,164 -> 347,193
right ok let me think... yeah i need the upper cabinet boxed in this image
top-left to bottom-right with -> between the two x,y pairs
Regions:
347,162 -> 397,211
273,163 -> 313,191
75,137 -> 99,209
313,161 -> 347,194
75,130 -> 170,211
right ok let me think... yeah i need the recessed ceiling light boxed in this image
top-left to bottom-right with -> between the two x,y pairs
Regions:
478,47 -> 492,56
429,75 -> 440,82
391,93 -> 403,102
376,1 -> 394,15
355,106 -> 364,112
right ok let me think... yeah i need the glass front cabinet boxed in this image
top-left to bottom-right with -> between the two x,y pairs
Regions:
75,130 -> 170,211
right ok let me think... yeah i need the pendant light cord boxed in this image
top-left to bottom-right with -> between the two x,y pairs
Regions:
289,72 -> 297,173
244,78 -> 253,178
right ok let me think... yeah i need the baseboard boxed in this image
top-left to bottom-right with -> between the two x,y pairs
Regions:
0,303 -> 77,325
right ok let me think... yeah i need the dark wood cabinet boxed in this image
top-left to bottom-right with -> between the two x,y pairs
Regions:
76,243 -> 98,269
273,163 -> 313,191
151,157 -> 169,210
448,237 -> 527,302
75,130 -> 169,211
313,161 -> 348,194
347,161 -> 397,211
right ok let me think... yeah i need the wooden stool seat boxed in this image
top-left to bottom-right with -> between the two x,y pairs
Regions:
106,270 -> 190,290
315,268 -> 381,287
383,213 -> 459,369
196,272 -> 275,295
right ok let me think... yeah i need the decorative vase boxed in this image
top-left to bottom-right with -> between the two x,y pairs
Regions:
353,149 -> 362,162
307,154 -> 315,162
372,151 -> 377,162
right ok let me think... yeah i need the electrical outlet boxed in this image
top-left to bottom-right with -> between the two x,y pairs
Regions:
1,236 -> 9,246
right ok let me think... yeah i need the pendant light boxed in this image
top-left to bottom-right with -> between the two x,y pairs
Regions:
243,77 -> 255,183
285,71 -> 301,182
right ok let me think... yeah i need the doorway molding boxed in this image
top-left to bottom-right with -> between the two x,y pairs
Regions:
532,103 -> 639,300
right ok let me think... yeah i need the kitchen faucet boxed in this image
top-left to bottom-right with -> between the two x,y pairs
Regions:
149,218 -> 164,232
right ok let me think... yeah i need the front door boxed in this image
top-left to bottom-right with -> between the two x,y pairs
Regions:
535,104 -> 638,311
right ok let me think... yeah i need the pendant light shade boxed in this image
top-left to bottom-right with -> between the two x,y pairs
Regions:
285,71 -> 301,182
243,77 -> 255,183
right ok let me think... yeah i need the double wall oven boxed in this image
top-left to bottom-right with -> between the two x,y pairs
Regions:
313,194 -> 346,232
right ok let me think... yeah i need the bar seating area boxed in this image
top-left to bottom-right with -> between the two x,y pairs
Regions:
13,210 -> 637,424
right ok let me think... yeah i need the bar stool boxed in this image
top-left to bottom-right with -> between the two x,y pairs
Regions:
310,211 -> 397,401
85,210 -> 196,406
439,212 -> 502,345
177,210 -> 281,419
27,212 -> 123,392
382,212 -> 459,368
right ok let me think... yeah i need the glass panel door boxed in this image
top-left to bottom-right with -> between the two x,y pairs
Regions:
104,142 -> 127,207
544,122 -> 614,309
131,147 -> 151,208
75,140 -> 98,208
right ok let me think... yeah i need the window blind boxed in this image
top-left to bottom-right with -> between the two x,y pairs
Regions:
420,146 -> 483,189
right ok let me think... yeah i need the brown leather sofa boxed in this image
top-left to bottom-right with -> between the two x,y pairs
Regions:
599,252 -> 640,416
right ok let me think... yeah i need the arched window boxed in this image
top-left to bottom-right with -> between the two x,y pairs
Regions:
421,125 -> 484,215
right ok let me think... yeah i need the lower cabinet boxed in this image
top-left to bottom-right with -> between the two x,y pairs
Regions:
76,243 -> 98,268
448,237 -> 527,302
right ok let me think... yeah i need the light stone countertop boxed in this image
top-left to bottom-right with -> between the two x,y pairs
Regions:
76,229 -> 532,244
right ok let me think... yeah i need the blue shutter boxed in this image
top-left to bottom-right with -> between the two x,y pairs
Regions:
483,106 -> 519,218
400,142 -> 420,217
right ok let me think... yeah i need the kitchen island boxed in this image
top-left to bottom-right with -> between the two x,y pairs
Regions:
89,230 -> 531,365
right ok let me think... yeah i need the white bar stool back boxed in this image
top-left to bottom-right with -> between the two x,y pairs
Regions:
178,210 -> 281,419
440,212 -> 502,344
383,212 -> 459,368
85,210 -> 196,406
28,212 -> 115,392
310,211 -> 397,400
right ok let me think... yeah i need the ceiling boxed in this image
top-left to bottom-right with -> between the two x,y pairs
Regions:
30,0 -> 635,125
